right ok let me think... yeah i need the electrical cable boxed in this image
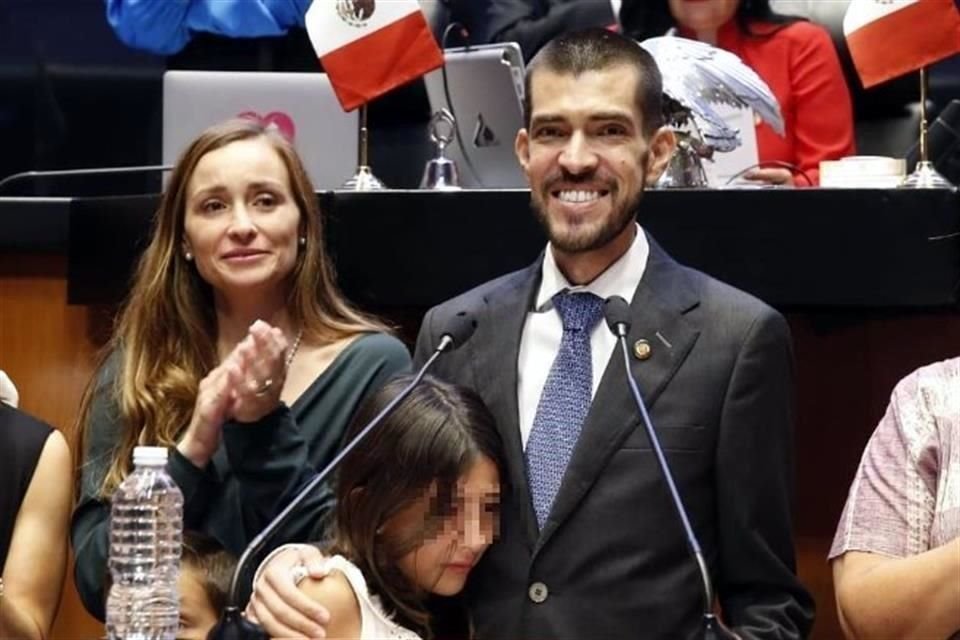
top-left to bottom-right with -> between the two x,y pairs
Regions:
440,22 -> 485,187
723,160 -> 814,187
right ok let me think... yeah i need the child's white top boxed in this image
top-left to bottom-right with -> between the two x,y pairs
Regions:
321,554 -> 422,640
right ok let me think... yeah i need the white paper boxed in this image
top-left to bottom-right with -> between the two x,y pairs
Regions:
702,105 -> 760,188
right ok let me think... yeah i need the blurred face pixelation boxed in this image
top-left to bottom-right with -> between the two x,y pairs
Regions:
182,137 -> 301,298
385,455 -> 500,596
515,64 -> 661,255
668,0 -> 740,32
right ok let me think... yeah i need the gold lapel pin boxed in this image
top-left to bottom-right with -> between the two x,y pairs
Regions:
633,339 -> 652,361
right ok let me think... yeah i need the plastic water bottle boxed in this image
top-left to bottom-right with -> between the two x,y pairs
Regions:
106,446 -> 184,640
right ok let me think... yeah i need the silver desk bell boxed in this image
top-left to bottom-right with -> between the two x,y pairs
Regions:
420,109 -> 461,190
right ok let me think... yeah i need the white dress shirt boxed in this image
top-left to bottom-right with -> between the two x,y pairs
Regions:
0,369 -> 18,407
517,224 -> 649,448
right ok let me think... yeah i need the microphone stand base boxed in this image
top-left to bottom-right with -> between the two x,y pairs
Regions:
206,606 -> 269,640
342,165 -> 386,191
901,161 -> 954,189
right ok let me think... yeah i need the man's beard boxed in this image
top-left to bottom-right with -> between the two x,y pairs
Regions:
530,163 -> 648,254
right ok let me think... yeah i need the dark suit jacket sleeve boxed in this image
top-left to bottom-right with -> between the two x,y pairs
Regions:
487,0 -> 617,60
716,309 -> 815,639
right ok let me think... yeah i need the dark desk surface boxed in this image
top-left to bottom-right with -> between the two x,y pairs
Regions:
2,188 -> 958,309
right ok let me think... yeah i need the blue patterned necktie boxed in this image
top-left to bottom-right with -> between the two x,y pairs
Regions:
525,291 -> 605,531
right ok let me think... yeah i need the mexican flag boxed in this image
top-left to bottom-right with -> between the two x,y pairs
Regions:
306,0 -> 444,110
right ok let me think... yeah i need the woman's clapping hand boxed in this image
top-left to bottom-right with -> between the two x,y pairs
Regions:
177,320 -> 291,468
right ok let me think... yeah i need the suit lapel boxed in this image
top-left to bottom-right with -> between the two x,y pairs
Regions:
471,261 -> 542,548
534,236 -> 702,554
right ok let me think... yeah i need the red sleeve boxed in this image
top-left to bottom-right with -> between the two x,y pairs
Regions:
785,22 -> 856,185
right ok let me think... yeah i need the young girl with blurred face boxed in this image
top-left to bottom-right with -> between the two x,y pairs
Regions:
295,375 -> 504,640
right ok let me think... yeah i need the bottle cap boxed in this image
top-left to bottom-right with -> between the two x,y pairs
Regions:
133,446 -> 169,466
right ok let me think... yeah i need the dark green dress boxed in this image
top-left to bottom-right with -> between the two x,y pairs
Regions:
71,332 -> 410,620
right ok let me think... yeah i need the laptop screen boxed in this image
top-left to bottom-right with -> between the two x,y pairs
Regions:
162,70 -> 358,190
423,44 -> 527,189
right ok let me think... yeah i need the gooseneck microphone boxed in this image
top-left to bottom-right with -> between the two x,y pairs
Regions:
0,165 -> 174,194
602,296 -> 737,640
208,310 -> 478,640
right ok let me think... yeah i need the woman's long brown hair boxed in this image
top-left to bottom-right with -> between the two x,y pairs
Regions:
75,118 -> 388,499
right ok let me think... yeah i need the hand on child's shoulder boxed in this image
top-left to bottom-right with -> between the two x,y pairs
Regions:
299,568 -> 362,639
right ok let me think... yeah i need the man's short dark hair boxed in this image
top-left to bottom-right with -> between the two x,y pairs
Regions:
523,28 -> 665,136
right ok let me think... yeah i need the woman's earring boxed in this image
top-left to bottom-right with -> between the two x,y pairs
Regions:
184,251 -> 193,261
299,236 -> 307,247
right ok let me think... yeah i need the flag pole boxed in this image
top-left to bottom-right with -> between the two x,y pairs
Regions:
901,66 -> 953,189
342,104 -> 386,190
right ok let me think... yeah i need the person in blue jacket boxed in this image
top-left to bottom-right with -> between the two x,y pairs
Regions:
105,0 -> 312,58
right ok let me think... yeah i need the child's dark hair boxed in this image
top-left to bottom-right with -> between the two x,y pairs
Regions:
102,529 -> 236,615
329,374 -> 504,638
181,530 -> 236,615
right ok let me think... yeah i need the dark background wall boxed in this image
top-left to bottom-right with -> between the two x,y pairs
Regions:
0,0 -> 165,194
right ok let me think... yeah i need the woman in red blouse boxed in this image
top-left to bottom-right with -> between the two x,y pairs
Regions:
623,0 -> 856,186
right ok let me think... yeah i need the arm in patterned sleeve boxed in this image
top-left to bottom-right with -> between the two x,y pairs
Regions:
830,361 -> 960,640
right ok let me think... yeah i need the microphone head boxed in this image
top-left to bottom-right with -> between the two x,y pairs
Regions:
603,296 -> 632,337
441,310 -> 477,351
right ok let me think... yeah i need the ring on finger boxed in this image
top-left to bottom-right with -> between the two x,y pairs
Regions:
290,563 -> 309,586
254,378 -> 274,396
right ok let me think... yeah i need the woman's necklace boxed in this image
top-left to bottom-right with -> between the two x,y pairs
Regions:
286,327 -> 304,370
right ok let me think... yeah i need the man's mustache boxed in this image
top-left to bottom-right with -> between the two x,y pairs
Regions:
543,170 -> 616,191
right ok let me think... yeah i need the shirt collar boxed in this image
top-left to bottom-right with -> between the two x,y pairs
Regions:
535,223 -> 649,311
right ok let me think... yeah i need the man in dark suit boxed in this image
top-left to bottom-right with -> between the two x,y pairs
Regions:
247,27 -> 813,640
413,28 -> 813,639
487,0 -> 622,60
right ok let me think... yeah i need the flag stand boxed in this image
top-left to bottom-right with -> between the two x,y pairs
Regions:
342,104 -> 386,190
902,67 -> 953,189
